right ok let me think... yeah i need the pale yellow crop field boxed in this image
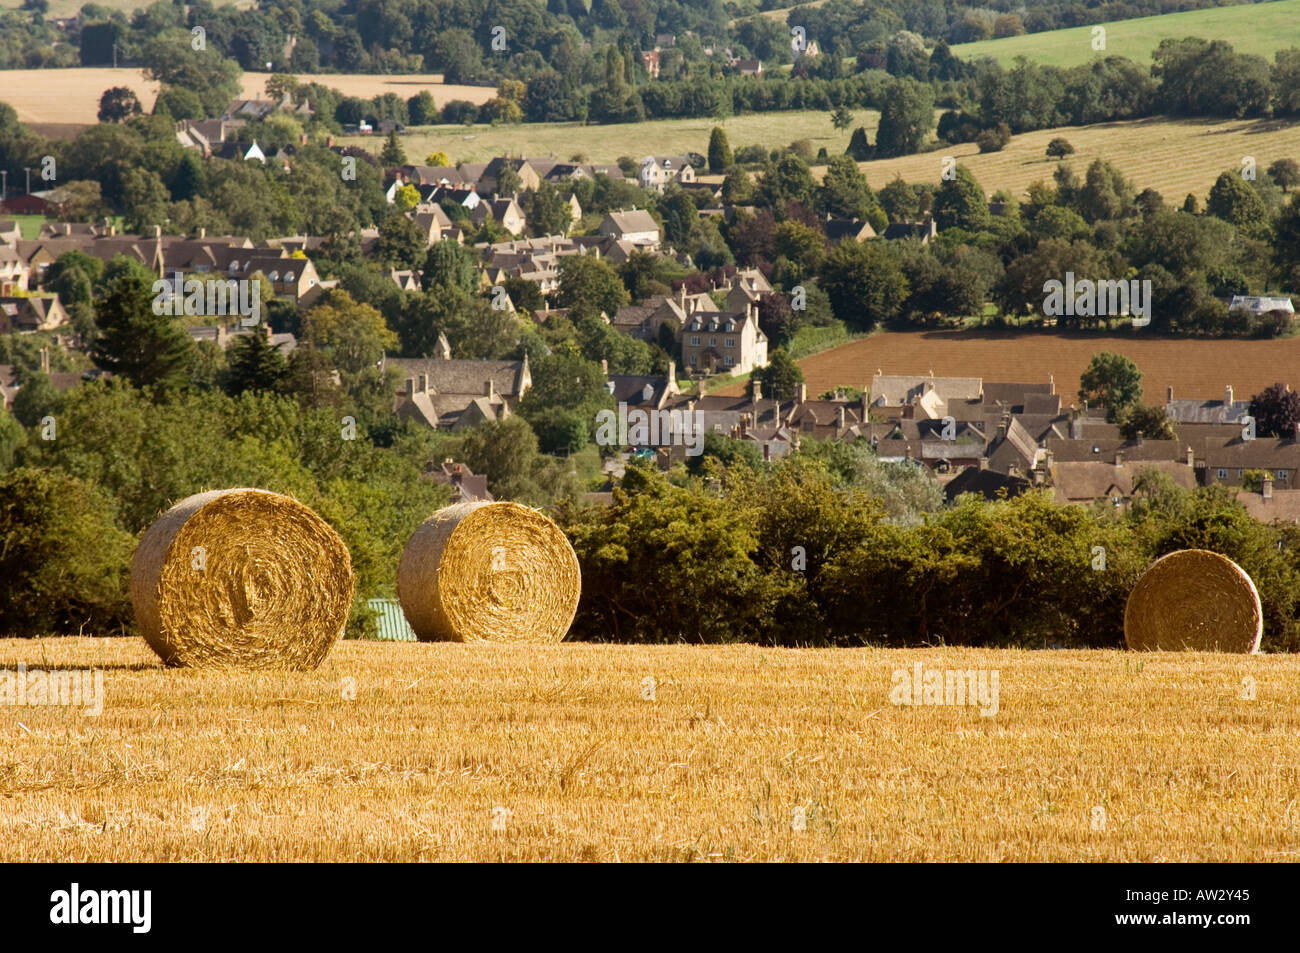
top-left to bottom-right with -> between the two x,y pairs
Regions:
858,116 -> 1300,203
343,108 -> 879,166
2,637 -> 1298,862
0,68 -> 493,129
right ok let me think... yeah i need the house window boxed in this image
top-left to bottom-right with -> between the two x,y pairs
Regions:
1237,469 -> 1243,478
1279,469 -> 1289,479
688,354 -> 697,366
725,337 -> 734,347
709,337 -> 716,346
690,336 -> 700,346
1217,468 -> 1228,479
725,355 -> 734,367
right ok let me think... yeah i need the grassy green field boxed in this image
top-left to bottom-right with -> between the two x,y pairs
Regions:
342,108 -> 880,167
952,0 -> 1300,68
2,214 -> 46,240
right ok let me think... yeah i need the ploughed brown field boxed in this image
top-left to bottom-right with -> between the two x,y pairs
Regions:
718,330 -> 1300,402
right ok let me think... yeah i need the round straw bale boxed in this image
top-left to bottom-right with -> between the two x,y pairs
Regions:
1123,549 -> 1262,652
131,488 -> 354,669
398,501 -> 580,643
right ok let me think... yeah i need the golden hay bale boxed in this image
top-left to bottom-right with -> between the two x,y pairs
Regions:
131,489 -> 354,669
1123,549 -> 1262,653
397,501 -> 581,643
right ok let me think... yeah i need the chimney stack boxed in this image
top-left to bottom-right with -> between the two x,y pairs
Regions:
797,382 -> 806,403
1263,475 -> 1274,500
1115,450 -> 1124,466
1186,445 -> 1195,467
1048,373 -> 1055,395
1225,384 -> 1234,406
836,405 -> 846,430
1135,430 -> 1144,447
601,359 -> 608,375
750,377 -> 762,402
198,227 -> 206,239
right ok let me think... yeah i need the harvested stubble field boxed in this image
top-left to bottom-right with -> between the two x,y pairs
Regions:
341,109 -> 879,167
0,69 -> 493,132
857,115 -> 1300,203
2,637 -> 1298,862
718,330 -> 1300,403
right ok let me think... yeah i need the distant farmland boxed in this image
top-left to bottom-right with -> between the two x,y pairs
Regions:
856,115 -> 1300,204
952,0 -> 1300,68
342,109 -> 878,166
720,330 -> 1300,404
0,69 -> 493,132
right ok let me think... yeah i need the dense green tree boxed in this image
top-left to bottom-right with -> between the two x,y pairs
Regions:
875,79 -> 934,158
817,155 -> 887,230
0,467 -> 134,635
1117,404 -> 1175,440
422,239 -> 480,294
932,164 -> 990,232
1079,352 -> 1143,422
819,240 -> 909,331
98,86 -> 142,122
707,126 -> 732,174
375,214 -> 427,269
845,127 -> 873,162
224,332 -> 289,397
90,272 -> 195,396
1206,170 -> 1270,235
752,348 -> 804,401
556,254 -> 629,318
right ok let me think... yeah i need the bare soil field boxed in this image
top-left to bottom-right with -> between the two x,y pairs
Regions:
719,329 -> 1300,402
857,116 -> 1300,203
1,637 -> 1297,861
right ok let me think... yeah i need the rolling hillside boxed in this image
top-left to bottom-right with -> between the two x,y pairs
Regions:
952,0 -> 1300,68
